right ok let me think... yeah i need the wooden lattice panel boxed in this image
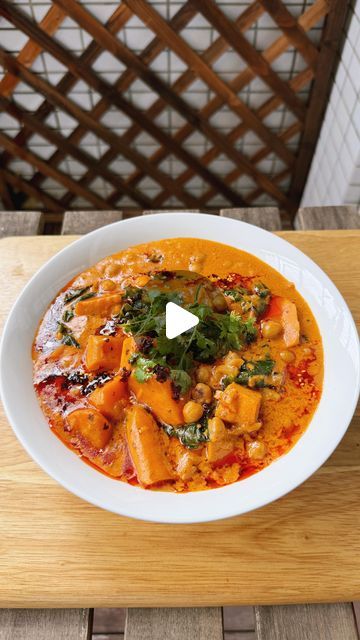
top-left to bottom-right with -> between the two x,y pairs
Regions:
0,0 -> 348,217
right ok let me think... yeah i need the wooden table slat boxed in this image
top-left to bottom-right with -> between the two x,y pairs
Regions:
61,210 -> 123,235
295,205 -> 360,230
224,633 -> 255,640
223,606 -> 255,631
142,209 -> 200,215
220,207 -> 281,231
124,608 -> 223,640
0,608 -> 92,640
0,210 -> 43,238
255,603 -> 359,640
93,608 -> 126,633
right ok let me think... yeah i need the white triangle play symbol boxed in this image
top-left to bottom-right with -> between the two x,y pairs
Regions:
165,302 -> 199,339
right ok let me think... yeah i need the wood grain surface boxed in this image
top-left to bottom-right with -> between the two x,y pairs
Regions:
220,206 -> 281,230
124,608 -> 223,640
61,210 -> 123,235
295,205 -> 360,230
0,608 -> 92,640
0,210 -> 43,238
255,603 -> 359,640
0,231 -> 359,608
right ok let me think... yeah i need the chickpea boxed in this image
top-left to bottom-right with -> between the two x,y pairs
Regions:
261,319 -> 282,339
189,253 -> 205,272
212,292 -> 227,312
208,416 -> 227,441
247,440 -> 266,460
280,349 -> 295,363
270,372 -> 284,387
104,263 -> 121,277
102,279 -> 116,291
211,364 -> 238,389
262,388 -> 281,401
192,383 -> 212,404
183,401 -> 203,423
224,351 -> 244,368
196,364 -> 212,384
233,421 -> 262,435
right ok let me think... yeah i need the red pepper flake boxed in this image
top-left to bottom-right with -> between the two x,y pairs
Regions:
280,423 -> 301,441
287,357 -> 317,392
215,273 -> 257,290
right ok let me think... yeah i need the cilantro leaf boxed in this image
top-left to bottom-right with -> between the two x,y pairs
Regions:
64,286 -> 91,304
170,369 -> 192,395
236,357 -> 275,387
164,422 -> 209,449
133,356 -> 159,383
61,334 -> 80,349
223,288 -> 248,301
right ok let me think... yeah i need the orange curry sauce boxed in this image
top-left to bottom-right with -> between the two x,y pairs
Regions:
32,238 -> 323,492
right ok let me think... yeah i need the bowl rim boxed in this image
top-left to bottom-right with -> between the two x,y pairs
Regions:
1,212 -> 359,523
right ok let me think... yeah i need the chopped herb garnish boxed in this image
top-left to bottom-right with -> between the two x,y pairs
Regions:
164,422 -> 209,449
57,321 -> 80,348
62,309 -> 74,322
222,281 -> 270,317
221,375 -> 234,390
61,334 -> 80,348
170,369 -> 192,394
133,356 -> 159,383
76,291 -> 96,302
235,357 -> 275,387
116,277 -> 259,393
254,282 -> 270,298
64,286 -> 91,304
223,287 -> 248,301
57,321 -> 68,336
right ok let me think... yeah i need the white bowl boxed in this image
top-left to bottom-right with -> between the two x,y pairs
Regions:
0,213 -> 359,523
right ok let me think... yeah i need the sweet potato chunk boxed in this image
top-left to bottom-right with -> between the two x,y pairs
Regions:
120,336 -> 137,371
129,373 -> 185,426
67,408 -> 113,449
215,383 -> 261,427
119,338 -> 185,424
89,375 -> 128,420
126,405 -> 173,487
265,296 -> 300,347
281,299 -> 300,347
85,335 -> 123,372
75,293 -> 121,317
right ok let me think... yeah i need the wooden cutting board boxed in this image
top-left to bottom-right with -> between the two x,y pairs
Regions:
0,231 -> 359,607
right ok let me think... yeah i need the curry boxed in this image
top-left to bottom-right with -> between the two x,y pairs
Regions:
32,238 -> 323,492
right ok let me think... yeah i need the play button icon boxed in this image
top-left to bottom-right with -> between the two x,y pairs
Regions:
165,302 -> 199,339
